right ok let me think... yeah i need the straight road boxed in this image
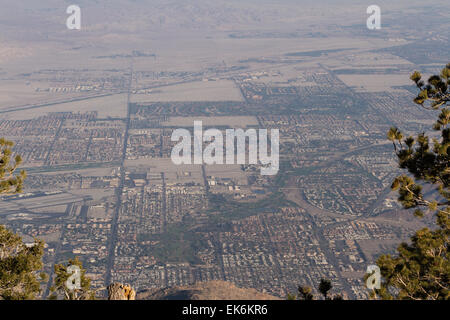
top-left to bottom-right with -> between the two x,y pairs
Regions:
104,64 -> 133,286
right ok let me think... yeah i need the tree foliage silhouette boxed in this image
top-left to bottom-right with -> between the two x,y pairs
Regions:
0,225 -> 46,300
0,138 -> 26,194
298,285 -> 314,300
49,257 -> 95,300
318,278 -> 332,300
0,140 -> 45,300
375,63 -> 450,300
290,279 -> 342,300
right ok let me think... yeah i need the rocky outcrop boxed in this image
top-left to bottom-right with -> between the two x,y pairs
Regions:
108,283 -> 136,300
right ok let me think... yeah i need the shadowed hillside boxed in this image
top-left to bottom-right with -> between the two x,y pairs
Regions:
137,281 -> 281,300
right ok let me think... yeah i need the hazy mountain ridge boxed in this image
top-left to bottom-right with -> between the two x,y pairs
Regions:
1,0 -> 447,38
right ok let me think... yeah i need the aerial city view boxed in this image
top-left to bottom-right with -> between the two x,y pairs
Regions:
0,0 -> 448,303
